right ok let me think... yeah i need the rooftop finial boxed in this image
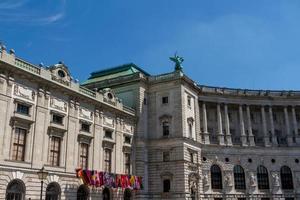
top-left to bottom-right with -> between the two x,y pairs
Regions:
169,52 -> 184,71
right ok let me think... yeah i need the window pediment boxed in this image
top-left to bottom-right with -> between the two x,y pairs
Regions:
159,114 -> 172,122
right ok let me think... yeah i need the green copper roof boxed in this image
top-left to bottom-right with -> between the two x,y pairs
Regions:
82,63 -> 150,85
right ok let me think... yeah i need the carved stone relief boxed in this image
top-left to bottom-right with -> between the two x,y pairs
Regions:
14,84 -> 35,102
79,107 -> 93,121
50,97 -> 67,112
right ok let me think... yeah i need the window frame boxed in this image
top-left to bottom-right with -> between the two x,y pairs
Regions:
5,179 -> 26,200
12,127 -> 27,161
211,165 -> 222,190
51,113 -> 64,125
104,130 -> 113,139
104,148 -> 112,172
162,96 -> 169,104
49,136 -> 61,166
163,179 -> 171,193
233,165 -> 246,190
124,136 -> 131,144
80,122 -> 91,133
257,165 -> 270,190
124,153 -> 131,174
79,143 -> 89,169
162,121 -> 170,137
280,166 -> 294,190
16,103 -> 30,116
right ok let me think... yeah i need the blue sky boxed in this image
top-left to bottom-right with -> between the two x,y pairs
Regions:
1,0 -> 300,89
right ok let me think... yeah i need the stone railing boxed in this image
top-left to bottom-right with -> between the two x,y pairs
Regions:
199,84 -> 300,97
15,58 -> 41,75
123,106 -> 135,114
149,71 -> 181,82
79,86 -> 96,98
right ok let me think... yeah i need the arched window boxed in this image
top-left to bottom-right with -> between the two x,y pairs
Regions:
77,185 -> 89,200
46,182 -> 61,200
233,165 -> 246,190
211,165 -> 222,189
124,188 -> 131,200
163,179 -> 171,192
280,166 -> 293,190
257,165 -> 269,189
6,179 -> 25,200
103,187 -> 110,200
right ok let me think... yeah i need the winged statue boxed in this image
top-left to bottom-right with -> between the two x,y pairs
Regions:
169,53 -> 184,71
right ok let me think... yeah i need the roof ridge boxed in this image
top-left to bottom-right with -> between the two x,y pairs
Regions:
88,63 -> 150,79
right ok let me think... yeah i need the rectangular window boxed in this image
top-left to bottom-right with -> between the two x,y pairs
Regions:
124,153 -> 130,174
162,122 -> 169,136
49,136 -> 61,166
104,130 -> 113,139
104,149 -> 112,172
52,114 -> 63,125
124,136 -> 131,144
79,143 -> 89,169
190,152 -> 194,163
187,96 -> 191,107
163,152 -> 170,162
12,128 -> 27,161
16,103 -> 30,115
188,123 -> 193,138
81,122 -> 90,132
163,179 -> 171,192
162,96 -> 168,104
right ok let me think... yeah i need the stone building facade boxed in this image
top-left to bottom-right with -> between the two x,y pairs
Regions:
0,46 -> 136,199
1,43 -> 300,200
83,62 -> 300,199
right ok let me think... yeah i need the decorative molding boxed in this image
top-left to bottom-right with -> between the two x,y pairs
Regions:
14,84 -> 35,102
50,97 -> 67,112
103,116 -> 114,128
78,134 -> 93,144
102,140 -> 115,149
48,174 -> 60,183
12,171 -> 24,180
122,146 -> 131,153
272,172 -> 280,187
79,107 -> 93,121
123,123 -> 133,133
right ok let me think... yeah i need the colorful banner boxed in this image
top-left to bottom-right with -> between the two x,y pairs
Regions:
76,169 -> 143,190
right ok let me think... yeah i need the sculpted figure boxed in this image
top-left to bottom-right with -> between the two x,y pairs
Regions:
202,174 -> 209,186
169,53 -> 184,71
272,173 -> 280,187
249,172 -> 256,186
224,174 -> 233,187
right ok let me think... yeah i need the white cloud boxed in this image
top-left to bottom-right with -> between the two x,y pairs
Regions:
0,0 -> 66,25
0,0 -> 28,9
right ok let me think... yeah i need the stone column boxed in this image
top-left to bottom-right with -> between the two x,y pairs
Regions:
224,104 -> 232,146
268,106 -> 278,146
291,106 -> 300,144
202,102 -> 210,144
217,103 -> 225,145
239,105 -> 247,146
246,105 -> 255,146
284,106 -> 293,146
261,106 -> 270,147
